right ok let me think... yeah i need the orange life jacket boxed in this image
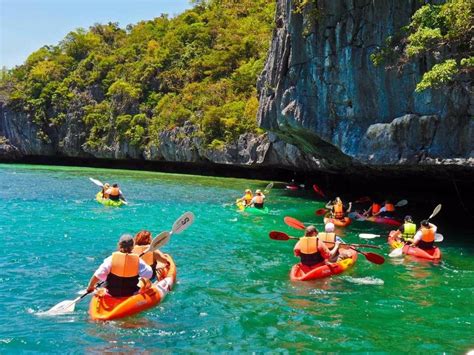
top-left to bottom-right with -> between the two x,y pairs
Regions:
106,252 -> 140,297
420,226 -> 435,242
109,187 -> 120,197
132,245 -> 154,266
334,203 -> 344,219
384,203 -> 395,212
372,203 -> 381,214
317,232 -> 336,247
299,237 -> 324,266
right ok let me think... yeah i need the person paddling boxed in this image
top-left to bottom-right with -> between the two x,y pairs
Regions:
105,183 -> 126,202
412,220 -> 437,250
293,226 -> 340,269
250,189 -> 265,209
86,234 -> 153,297
395,215 -> 417,243
238,189 -> 253,207
377,200 -> 396,218
326,197 -> 351,220
101,183 -> 111,199
363,199 -> 382,217
132,230 -> 170,280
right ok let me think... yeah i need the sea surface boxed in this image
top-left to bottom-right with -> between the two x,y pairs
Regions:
0,164 -> 473,353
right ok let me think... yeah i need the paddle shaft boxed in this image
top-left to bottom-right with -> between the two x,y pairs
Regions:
274,234 -> 380,249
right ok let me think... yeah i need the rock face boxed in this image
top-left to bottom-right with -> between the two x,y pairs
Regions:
258,0 -> 473,167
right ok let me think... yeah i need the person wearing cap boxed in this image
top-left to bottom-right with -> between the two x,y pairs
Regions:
105,183 -> 126,202
101,183 -> 111,198
250,189 -> 266,209
86,234 -> 153,297
238,189 -> 253,207
412,220 -> 437,250
396,215 -> 417,243
293,225 -> 340,268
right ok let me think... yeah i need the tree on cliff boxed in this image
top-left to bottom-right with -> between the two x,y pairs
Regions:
371,0 -> 473,92
0,0 -> 274,150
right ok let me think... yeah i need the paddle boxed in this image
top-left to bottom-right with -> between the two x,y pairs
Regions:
44,212 -> 195,316
354,196 -> 371,203
359,233 -> 380,239
263,182 -> 274,194
269,231 -> 381,249
312,184 -> 325,197
350,247 -> 385,264
284,216 -> 306,230
315,208 -> 328,216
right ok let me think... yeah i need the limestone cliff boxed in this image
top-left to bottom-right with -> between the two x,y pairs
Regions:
258,0 -> 473,168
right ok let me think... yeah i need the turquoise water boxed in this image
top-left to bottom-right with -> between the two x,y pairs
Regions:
0,164 -> 473,353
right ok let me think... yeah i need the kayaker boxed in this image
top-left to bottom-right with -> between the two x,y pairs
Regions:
133,230 -> 170,279
105,183 -> 125,202
325,197 -> 352,220
321,223 -> 351,261
293,225 -> 340,268
364,200 -> 382,217
86,234 -> 153,297
397,215 -> 417,243
238,189 -> 253,207
250,189 -> 265,209
101,183 -> 111,198
412,220 -> 437,250
378,200 -> 395,218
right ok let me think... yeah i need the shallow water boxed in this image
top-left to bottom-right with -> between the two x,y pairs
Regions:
0,164 -> 473,352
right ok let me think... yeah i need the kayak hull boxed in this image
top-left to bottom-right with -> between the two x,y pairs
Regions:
89,254 -> 176,321
388,231 -> 442,260
290,247 -> 357,281
323,214 -> 352,227
354,212 -> 401,226
96,192 -> 124,207
236,200 -> 269,214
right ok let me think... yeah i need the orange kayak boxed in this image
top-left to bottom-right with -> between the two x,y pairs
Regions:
388,231 -> 442,260
290,247 -> 357,281
323,213 -> 352,227
89,254 -> 176,321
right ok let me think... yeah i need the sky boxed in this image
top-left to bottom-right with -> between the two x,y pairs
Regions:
0,0 -> 192,68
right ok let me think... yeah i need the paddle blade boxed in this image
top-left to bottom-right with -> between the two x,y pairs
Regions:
145,231 -> 170,253
269,231 -> 290,240
264,182 -> 274,193
89,177 -> 104,187
429,204 -> 442,220
312,184 -> 325,197
389,247 -> 404,258
395,199 -> 408,207
315,208 -> 327,216
435,233 -> 444,242
365,252 -> 385,264
359,233 -> 380,239
284,216 -> 305,230
43,298 -> 78,316
172,212 -> 195,234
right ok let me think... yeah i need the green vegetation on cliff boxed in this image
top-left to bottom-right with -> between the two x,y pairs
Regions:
371,0 -> 473,92
0,0 -> 274,149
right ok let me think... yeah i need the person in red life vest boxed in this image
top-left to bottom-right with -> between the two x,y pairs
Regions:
132,230 -> 170,280
238,189 -> 253,207
412,220 -> 437,250
86,234 -> 153,297
250,189 -> 266,209
363,200 -> 382,217
105,183 -> 126,202
378,200 -> 396,218
294,226 -> 341,268
325,197 -> 352,220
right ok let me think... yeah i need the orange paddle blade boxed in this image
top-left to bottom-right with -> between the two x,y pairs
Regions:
283,216 -> 305,230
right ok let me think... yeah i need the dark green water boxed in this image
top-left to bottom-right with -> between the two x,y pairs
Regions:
0,164 -> 473,353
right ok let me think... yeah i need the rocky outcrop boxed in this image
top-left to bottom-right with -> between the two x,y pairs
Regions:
258,0 -> 473,168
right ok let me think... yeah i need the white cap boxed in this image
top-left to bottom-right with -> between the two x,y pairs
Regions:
325,222 -> 335,232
